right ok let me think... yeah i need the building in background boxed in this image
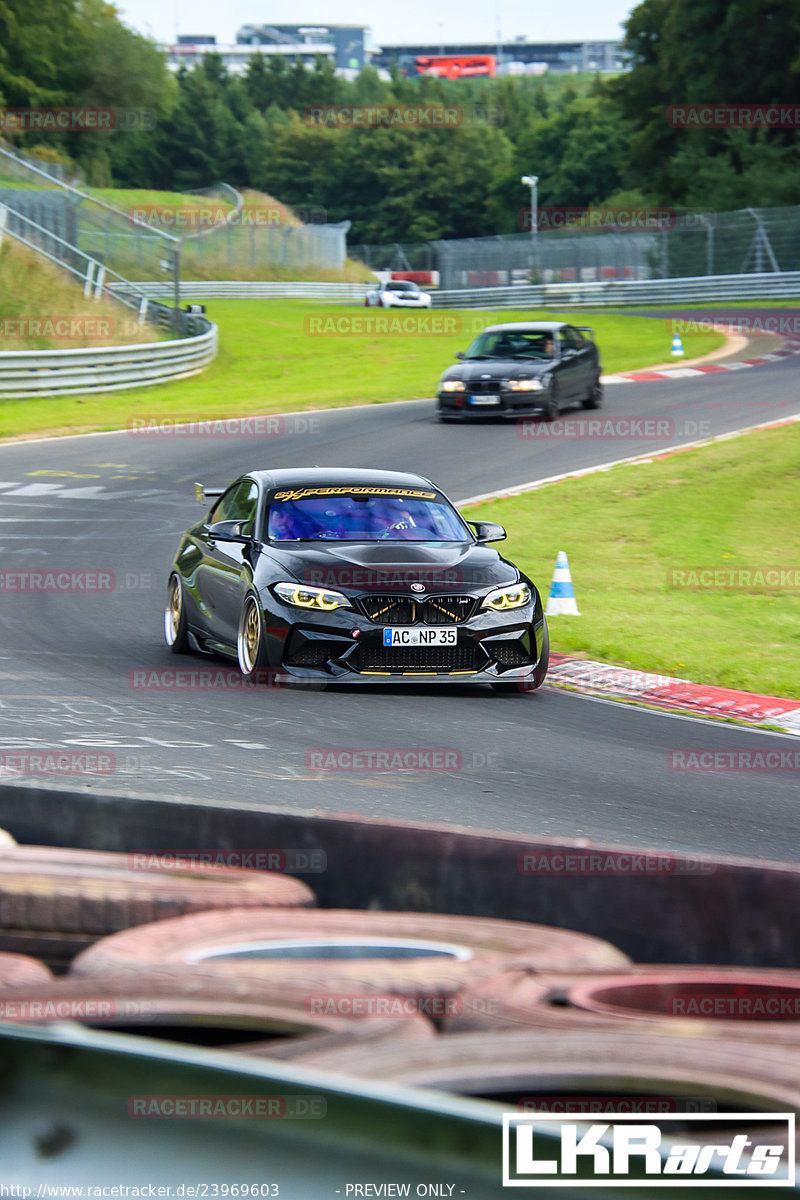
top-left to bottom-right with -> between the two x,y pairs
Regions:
164,30 -> 625,77
374,40 -> 628,75
165,25 -> 369,74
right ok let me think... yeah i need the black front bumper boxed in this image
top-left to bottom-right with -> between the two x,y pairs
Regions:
437,391 -> 548,419
263,594 -> 546,684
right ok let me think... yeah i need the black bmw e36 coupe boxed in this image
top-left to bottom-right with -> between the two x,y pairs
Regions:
164,467 -> 549,691
436,320 -> 603,421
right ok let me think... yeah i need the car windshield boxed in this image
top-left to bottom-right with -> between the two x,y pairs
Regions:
267,491 -> 469,541
387,281 -> 418,292
464,330 -> 556,359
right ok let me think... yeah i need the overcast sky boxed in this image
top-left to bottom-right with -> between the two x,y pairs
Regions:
117,0 -> 637,49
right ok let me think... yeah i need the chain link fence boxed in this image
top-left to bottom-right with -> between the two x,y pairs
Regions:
0,139 -> 351,282
354,208 -> 800,290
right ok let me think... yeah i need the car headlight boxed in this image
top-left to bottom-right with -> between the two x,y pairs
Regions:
273,582 -> 351,611
441,380 -> 466,392
481,583 -> 531,610
507,378 -> 543,391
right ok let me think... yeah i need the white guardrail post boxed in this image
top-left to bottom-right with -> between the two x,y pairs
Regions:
0,203 -> 7,249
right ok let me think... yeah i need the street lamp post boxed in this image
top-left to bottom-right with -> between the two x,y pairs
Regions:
521,174 -> 538,278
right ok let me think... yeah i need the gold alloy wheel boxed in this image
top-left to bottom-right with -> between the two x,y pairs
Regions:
240,598 -> 261,673
165,576 -> 181,645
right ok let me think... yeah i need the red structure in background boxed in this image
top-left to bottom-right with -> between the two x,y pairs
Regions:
415,54 -> 496,78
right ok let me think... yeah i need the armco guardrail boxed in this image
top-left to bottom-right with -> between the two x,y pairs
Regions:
432,271 -> 800,309
117,280 -> 371,300
117,272 -> 800,307
0,324 -> 217,397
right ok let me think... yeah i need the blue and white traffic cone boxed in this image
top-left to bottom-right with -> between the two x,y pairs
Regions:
671,334 -> 685,357
545,550 -> 580,615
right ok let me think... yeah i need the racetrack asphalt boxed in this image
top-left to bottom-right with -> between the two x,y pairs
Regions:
1,337 -> 799,862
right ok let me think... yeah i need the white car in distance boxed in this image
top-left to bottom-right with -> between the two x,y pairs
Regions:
365,279 -> 432,308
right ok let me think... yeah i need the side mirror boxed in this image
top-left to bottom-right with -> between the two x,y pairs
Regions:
455,351 -> 466,360
207,519 -> 251,544
469,520 -> 506,544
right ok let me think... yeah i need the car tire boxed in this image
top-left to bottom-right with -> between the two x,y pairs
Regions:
0,971 -> 435,1050
164,573 -> 190,654
70,908 -> 629,988
0,846 -> 315,969
272,1026 -> 800,1113
582,377 -> 603,410
0,951 -> 53,988
542,383 -> 559,422
490,620 -> 549,693
237,593 -> 269,682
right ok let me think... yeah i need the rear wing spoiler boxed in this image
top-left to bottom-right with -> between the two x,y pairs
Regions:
575,326 -> 595,338
194,482 -> 226,505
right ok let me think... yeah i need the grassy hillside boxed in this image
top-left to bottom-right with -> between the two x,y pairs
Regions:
0,241 -> 164,350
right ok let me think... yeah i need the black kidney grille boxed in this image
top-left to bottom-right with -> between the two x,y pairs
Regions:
360,594 -> 476,625
469,379 -> 501,394
360,595 -> 418,624
356,643 -> 482,673
423,595 -> 476,624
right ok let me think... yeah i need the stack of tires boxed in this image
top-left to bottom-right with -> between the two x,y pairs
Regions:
0,828 -> 798,1158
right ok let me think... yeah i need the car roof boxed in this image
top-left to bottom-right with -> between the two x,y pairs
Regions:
244,467 -> 438,491
480,321 -> 570,333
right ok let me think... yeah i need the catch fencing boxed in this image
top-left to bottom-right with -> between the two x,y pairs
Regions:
0,139 -> 350,280
354,207 -> 800,290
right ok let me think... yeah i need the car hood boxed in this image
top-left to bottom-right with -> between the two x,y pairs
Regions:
440,358 -> 552,382
258,542 -> 518,592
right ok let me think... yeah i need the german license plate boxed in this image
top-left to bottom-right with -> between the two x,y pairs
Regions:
467,395 -> 500,406
383,627 -> 457,646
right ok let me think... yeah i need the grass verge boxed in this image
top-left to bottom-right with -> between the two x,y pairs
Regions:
465,422 -> 800,699
0,301 -> 725,440
0,241 -> 164,350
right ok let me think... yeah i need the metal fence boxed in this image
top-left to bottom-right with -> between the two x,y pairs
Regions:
0,139 -> 351,281
0,202 -> 208,338
353,207 -> 800,290
432,271 -> 800,309
117,281 -> 369,300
